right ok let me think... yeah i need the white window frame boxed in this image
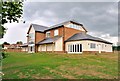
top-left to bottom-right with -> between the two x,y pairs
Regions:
68,43 -> 82,54
90,43 -> 96,49
54,29 -> 58,36
46,31 -> 50,38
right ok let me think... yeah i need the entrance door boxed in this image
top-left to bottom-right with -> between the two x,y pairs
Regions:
28,45 -> 35,53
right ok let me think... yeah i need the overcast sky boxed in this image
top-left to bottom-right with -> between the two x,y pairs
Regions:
0,1 -> 118,46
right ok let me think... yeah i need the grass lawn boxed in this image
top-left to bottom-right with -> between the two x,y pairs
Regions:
2,52 -> 118,79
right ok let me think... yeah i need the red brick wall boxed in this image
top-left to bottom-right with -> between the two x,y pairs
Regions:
45,27 -> 64,38
35,32 -> 45,44
50,30 -> 54,37
64,27 -> 83,41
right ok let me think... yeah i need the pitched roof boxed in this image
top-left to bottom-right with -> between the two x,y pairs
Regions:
20,43 -> 28,47
37,36 -> 62,45
44,20 -> 87,32
28,20 -> 87,33
27,24 -> 48,34
32,24 -> 48,32
66,32 -> 112,44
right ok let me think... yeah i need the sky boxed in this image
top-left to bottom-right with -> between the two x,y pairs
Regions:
0,0 -> 118,46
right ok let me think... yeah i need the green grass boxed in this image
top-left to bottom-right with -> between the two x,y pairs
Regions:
2,52 -> 118,79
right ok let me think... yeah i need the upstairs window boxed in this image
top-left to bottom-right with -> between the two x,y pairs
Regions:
46,31 -> 50,38
54,29 -> 58,36
67,23 -> 81,30
28,33 -> 35,44
90,43 -> 96,48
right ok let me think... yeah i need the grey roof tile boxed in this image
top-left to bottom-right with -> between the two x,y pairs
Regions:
66,32 -> 112,44
32,24 -> 48,32
37,36 -> 62,45
20,43 -> 28,47
31,20 -> 87,32
44,20 -> 86,31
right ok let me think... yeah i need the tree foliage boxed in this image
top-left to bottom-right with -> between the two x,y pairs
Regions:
2,41 -> 10,48
3,42 -> 10,45
0,0 -> 23,38
112,46 -> 120,51
16,41 -> 23,44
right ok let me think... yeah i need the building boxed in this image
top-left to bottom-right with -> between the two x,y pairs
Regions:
3,44 -> 22,52
20,43 -> 28,52
26,20 -> 113,53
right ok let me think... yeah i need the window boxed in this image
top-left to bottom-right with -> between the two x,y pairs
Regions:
68,44 -> 82,53
28,33 -> 35,44
67,23 -> 81,30
29,33 -> 34,39
54,29 -> 58,36
70,45 -> 72,52
90,43 -> 96,48
77,44 -> 79,52
105,45 -> 107,47
46,31 -> 50,38
73,44 -> 74,52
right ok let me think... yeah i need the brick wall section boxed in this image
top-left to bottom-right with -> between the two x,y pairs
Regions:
58,27 -> 64,36
35,32 -> 45,44
64,27 -> 84,41
45,27 -> 64,38
50,30 -> 54,37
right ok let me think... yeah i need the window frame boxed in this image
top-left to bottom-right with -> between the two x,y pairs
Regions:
46,31 -> 50,38
54,29 -> 59,36
68,43 -> 82,53
90,43 -> 96,49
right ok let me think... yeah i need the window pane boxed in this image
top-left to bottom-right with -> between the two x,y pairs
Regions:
70,45 -> 72,52
75,44 -> 76,52
77,44 -> 79,52
80,44 -> 82,52
46,31 -> 50,38
68,45 -> 70,52
73,45 -> 74,52
54,30 -> 58,36
90,43 -> 96,48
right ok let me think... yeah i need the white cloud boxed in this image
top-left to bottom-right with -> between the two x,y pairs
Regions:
2,23 -> 29,44
44,10 -> 55,17
88,32 -> 118,46
1,2 -> 118,45
107,3 -> 118,15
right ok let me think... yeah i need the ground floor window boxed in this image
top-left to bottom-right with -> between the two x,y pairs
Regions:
68,44 -> 82,53
90,43 -> 96,48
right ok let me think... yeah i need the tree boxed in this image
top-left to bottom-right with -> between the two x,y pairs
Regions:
3,42 -> 10,45
0,0 -> 24,38
2,42 -> 10,48
16,41 -> 23,44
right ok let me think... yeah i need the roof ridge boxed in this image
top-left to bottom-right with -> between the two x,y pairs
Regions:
31,23 -> 49,28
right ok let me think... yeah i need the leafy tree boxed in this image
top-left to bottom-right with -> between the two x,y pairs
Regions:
3,42 -> 10,45
16,41 -> 23,44
0,0 -> 24,38
112,46 -> 120,51
2,42 -> 10,48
